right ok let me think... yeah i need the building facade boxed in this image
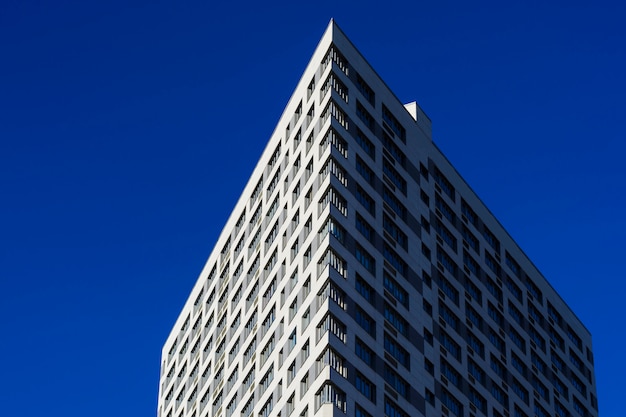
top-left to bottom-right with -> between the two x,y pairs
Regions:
157,21 -> 598,417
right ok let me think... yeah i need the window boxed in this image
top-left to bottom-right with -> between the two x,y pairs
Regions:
435,195 -> 456,224
439,276 -> 460,305
462,225 -> 479,252
383,214 -> 408,250
482,225 -> 500,252
382,104 -> 406,141
433,167 -> 455,201
355,405 -> 373,417
466,304 -> 483,329
384,365 -> 408,398
531,375 -> 549,401
466,332 -> 484,358
356,73 -> 375,104
356,129 -> 375,160
383,159 -> 407,194
440,303 -> 460,331
505,252 -> 521,277
441,358 -> 461,387
356,185 -> 375,215
356,155 -> 374,185
383,187 -> 406,220
531,350 -> 547,373
383,272 -> 408,308
511,352 -> 527,377
440,330 -> 461,360
441,389 -> 462,416
355,306 -> 376,337
525,277 -> 543,303
568,326 -> 583,351
437,247 -> 457,276
319,186 -> 347,216
355,337 -> 375,368
435,219 -> 457,251
319,216 -> 345,244
356,213 -> 373,242
384,333 -> 410,368
383,244 -> 406,276
490,354 -> 507,379
485,252 -> 501,276
382,132 -> 406,166
488,302 -> 504,326
464,277 -> 482,304
468,358 -> 485,384
298,372 -> 309,399
489,329 -> 506,354
384,397 -> 408,417
384,303 -> 408,337
356,100 -> 375,131
316,346 -> 347,377
317,313 -> 346,343
315,383 -> 346,413
491,384 -> 508,407
468,388 -> 487,413
512,378 -> 529,404
486,277 -> 503,303
321,72 -> 348,103
355,274 -> 374,304
356,245 -> 375,274
509,326 -> 526,353
356,373 -> 376,403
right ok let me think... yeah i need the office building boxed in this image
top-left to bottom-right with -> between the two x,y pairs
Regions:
157,20 -> 598,417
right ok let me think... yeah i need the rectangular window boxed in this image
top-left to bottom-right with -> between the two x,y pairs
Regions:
383,272 -> 408,308
384,333 -> 410,368
384,303 -> 408,337
441,358 -> 461,387
356,372 -> 376,403
356,213 -> 374,242
441,389 -> 462,416
315,382 -> 346,413
440,330 -> 461,360
355,306 -> 376,338
356,155 -> 375,185
384,365 -> 409,399
384,398 -> 408,417
356,100 -> 375,131
383,213 -> 408,250
356,73 -> 375,105
462,225 -> 479,252
356,185 -> 375,215
382,132 -> 406,166
382,104 -> 406,142
433,167 -> 455,201
468,358 -> 486,385
356,129 -> 375,160
355,337 -> 375,368
383,243 -> 407,277
383,187 -> 406,220
482,225 -> 500,252
435,219 -> 457,251
355,274 -> 374,304
383,158 -> 407,194
356,244 -> 376,274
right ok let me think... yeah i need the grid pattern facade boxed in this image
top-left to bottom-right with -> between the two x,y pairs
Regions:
157,21 -> 598,417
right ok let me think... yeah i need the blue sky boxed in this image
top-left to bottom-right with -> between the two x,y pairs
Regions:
1,1 -> 624,416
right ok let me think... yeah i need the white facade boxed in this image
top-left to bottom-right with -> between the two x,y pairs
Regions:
158,20 -> 598,417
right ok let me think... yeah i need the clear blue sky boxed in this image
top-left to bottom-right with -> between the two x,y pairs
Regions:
1,1 -> 624,416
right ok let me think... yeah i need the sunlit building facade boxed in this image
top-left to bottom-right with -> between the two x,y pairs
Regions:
158,20 -> 598,417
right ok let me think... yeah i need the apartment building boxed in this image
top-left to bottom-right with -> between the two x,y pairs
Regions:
157,20 -> 598,417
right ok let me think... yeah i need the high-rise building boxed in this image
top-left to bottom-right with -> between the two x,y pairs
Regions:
157,20 -> 597,417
